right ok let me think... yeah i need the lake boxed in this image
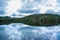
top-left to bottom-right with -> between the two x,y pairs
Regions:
0,23 -> 60,40
0,0 -> 60,40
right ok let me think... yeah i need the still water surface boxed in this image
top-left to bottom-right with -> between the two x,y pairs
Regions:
0,0 -> 60,40
0,23 -> 60,40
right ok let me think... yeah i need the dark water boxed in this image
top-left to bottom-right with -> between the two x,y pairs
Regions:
0,23 -> 60,40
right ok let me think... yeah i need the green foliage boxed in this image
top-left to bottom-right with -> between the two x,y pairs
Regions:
0,14 -> 60,26
22,14 -> 60,26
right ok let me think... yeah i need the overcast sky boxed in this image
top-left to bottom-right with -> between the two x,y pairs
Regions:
0,0 -> 60,17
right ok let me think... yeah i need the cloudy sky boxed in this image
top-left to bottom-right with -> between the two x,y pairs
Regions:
0,0 -> 60,17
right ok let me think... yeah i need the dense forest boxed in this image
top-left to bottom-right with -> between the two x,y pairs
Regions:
0,14 -> 60,26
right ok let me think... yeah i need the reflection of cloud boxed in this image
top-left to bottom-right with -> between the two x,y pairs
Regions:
0,23 -> 60,40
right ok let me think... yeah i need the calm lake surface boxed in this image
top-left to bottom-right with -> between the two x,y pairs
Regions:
0,23 -> 60,40
0,0 -> 60,40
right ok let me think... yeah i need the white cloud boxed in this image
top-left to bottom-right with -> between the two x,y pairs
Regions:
4,0 -> 60,16
5,0 -> 23,16
36,0 -> 58,13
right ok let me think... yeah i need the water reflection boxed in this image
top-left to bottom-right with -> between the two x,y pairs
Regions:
0,23 -> 60,40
